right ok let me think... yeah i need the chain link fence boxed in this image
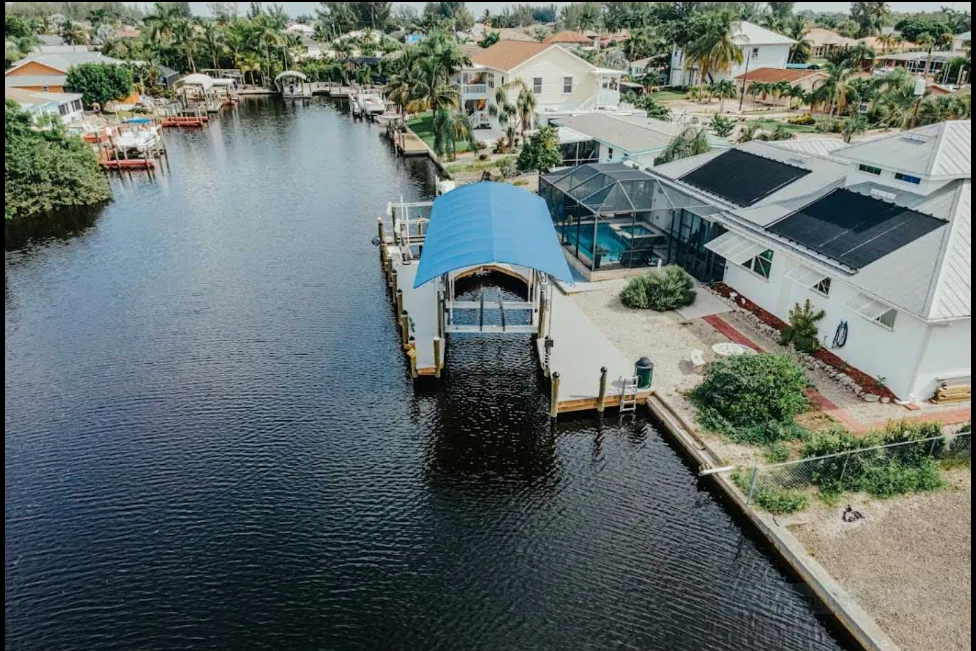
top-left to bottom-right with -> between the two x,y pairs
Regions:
734,431 -> 971,512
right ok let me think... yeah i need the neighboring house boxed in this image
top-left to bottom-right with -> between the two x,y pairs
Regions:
669,21 -> 794,86
286,23 -> 316,38
298,36 -> 324,60
114,28 -> 141,39
33,45 -> 92,54
552,112 -> 723,167
643,121 -> 971,402
733,67 -> 828,104
456,41 -> 621,133
36,34 -> 66,47
877,50 -> 969,80
953,31 -> 971,51
629,56 -> 653,77
157,65 -> 180,88
6,51 -> 123,93
5,87 -> 84,122
804,27 -> 858,59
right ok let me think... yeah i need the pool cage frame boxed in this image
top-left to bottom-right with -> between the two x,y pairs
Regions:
540,163 -> 729,282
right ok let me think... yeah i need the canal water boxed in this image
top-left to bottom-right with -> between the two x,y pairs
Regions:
5,99 -> 852,651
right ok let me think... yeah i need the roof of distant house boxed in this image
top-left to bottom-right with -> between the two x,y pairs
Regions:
733,67 -> 827,84
553,113 -> 687,154
543,30 -> 592,45
5,87 -> 82,105
490,27 -> 539,42
5,74 -> 68,88
732,21 -> 795,46
956,30 -> 971,41
630,56 -> 653,68
7,51 -> 123,74
803,27 -> 858,48
37,34 -> 66,47
115,28 -> 141,38
470,40 -> 552,72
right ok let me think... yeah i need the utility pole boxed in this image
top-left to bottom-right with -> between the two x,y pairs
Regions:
737,49 -> 752,112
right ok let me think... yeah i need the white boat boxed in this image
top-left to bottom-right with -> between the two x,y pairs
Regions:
114,128 -> 160,155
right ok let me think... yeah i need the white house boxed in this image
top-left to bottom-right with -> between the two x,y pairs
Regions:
646,122 -> 971,402
457,41 -> 621,134
669,21 -> 794,86
5,87 -> 84,122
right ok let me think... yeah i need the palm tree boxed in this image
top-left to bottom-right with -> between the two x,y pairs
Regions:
434,109 -> 478,160
736,122 -> 762,143
516,86 -> 537,140
200,22 -> 225,71
876,33 -> 896,55
842,114 -> 868,142
488,87 -> 518,151
916,33 -> 936,80
709,79 -> 737,113
144,2 -> 182,47
253,15 -> 285,82
786,84 -> 808,111
684,12 -> 744,98
654,127 -> 710,165
811,63 -> 860,120
171,20 -> 198,73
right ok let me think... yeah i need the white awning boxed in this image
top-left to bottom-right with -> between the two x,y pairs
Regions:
843,293 -> 893,320
705,231 -> 765,264
785,265 -> 829,288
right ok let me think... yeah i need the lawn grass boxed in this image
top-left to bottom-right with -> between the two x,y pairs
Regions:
406,112 -> 474,155
649,89 -> 688,102
752,118 -> 820,134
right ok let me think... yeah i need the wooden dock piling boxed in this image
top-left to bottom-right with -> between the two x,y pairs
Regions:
400,310 -> 410,349
408,336 -> 418,378
550,372 -> 561,420
597,366 -> 608,413
433,336 -> 442,378
395,289 -> 404,317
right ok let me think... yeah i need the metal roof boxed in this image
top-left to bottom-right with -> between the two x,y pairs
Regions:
553,113 -> 683,154
8,51 -> 123,73
413,182 -> 574,287
926,181 -> 971,320
834,121 -> 971,179
5,75 -> 67,88
732,21 -> 796,46
767,138 -> 856,161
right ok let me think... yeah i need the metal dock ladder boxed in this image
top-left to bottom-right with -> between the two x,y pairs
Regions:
619,376 -> 640,413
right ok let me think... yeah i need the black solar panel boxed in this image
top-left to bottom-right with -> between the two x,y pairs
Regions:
679,149 -> 811,207
768,189 -> 946,269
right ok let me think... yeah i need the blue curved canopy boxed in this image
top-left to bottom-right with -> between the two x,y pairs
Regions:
413,182 -> 574,288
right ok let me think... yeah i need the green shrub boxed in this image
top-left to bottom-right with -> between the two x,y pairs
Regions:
764,442 -> 793,463
788,113 -> 816,125
693,354 -> 809,433
710,114 -> 736,138
780,299 -> 825,353
619,265 -> 696,311
732,471 -> 809,514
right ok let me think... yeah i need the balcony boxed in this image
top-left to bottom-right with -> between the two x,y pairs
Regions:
462,83 -> 487,96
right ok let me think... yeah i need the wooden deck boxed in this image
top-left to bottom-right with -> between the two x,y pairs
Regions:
536,287 -> 650,412
391,257 -> 439,375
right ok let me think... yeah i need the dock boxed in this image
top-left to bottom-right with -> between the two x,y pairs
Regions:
378,187 -> 649,416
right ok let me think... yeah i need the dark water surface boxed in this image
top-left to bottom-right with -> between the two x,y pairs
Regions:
5,99 -> 852,651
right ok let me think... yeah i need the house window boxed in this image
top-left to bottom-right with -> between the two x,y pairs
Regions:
488,74 -> 494,89
41,85 -> 50,92
751,47 -> 760,58
563,76 -> 573,93
812,277 -> 831,296
858,164 -> 882,175
895,172 -> 922,185
876,308 -> 897,329
532,77 -> 542,94
607,147 -> 614,160
742,249 -> 774,279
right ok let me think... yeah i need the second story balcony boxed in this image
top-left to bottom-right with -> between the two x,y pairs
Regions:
462,83 -> 488,96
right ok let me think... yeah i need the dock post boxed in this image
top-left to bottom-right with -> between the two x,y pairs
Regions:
433,336 -> 442,378
543,336 -> 553,377
407,336 -> 418,378
550,372 -> 561,420
436,290 -> 444,339
537,293 -> 548,338
377,218 -> 386,247
390,268 -> 398,292
395,289 -> 403,317
400,310 -> 410,349
597,366 -> 608,413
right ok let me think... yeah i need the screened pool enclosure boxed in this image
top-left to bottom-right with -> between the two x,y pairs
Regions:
539,163 -> 729,282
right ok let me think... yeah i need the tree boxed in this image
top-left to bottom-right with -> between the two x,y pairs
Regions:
515,86 -> 537,140
59,19 -> 89,45
199,21 -> 225,71
710,114 -> 736,137
488,87 -> 517,150
433,108 -> 476,160
849,2 -> 889,38
780,299 -> 826,353
171,19 -> 198,73
423,2 -> 474,33
65,62 -> 134,107
654,127 -> 710,165
144,1 -> 183,46
478,31 -> 499,48
4,99 -> 112,222
516,125 -> 561,173
842,114 -> 868,142
709,79 -> 737,113
684,11 -> 744,96
621,266 -> 696,311
557,2 -> 602,32
892,17 -> 951,44
810,63 -> 861,119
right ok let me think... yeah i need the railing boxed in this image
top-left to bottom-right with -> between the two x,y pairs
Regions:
468,110 -> 490,128
462,84 -> 487,95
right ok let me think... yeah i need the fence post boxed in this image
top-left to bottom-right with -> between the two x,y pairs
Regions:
746,466 -> 759,506
597,366 -> 608,413
839,450 -> 853,488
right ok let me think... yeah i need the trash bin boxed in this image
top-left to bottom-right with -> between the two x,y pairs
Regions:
635,357 -> 653,389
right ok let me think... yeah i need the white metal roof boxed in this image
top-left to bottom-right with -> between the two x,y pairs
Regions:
5,75 -> 67,88
705,231 -> 765,263
926,181 -> 971,320
767,137 -> 855,161
733,21 -> 796,46
554,113 -> 685,154
8,51 -> 122,74
834,121 -> 971,179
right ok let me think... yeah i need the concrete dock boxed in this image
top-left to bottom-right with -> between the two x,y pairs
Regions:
537,287 -> 651,412
390,254 -> 439,375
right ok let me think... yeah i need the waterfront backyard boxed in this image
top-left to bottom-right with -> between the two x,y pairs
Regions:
4,97 -> 855,651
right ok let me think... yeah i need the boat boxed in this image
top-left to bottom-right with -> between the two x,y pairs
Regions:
114,127 -> 161,155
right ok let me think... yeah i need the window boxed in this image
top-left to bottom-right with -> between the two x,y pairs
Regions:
742,249 -> 774,279
563,76 -> 573,93
876,308 -> 897,329
813,277 -> 831,296
607,147 -> 614,160
858,164 -> 882,175
751,47 -> 760,58
488,74 -> 494,89
895,172 -> 922,185
41,85 -> 49,92
532,77 -> 542,94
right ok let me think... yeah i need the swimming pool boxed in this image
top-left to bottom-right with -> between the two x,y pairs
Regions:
562,222 -> 630,263
619,224 -> 655,238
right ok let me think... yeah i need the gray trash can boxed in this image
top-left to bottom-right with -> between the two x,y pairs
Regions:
635,357 -> 653,389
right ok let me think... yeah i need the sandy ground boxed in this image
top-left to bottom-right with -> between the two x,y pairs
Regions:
787,471 -> 972,651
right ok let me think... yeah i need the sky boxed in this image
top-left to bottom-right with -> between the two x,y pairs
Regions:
168,2 -> 972,19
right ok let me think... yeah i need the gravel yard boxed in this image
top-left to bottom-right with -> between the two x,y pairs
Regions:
787,471 -> 972,651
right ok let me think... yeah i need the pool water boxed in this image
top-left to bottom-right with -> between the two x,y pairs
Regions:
562,222 -> 629,262
620,224 -> 655,237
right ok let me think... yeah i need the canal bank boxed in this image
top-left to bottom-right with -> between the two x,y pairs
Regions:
6,97 -> 855,651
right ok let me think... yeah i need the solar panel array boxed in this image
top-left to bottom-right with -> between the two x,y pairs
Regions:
768,189 -> 947,269
679,149 -> 811,207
